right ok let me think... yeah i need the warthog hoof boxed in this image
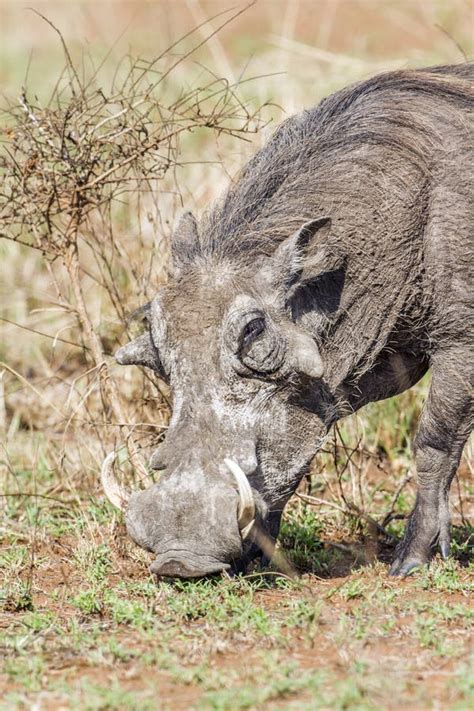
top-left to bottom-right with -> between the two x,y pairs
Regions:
389,502 -> 451,577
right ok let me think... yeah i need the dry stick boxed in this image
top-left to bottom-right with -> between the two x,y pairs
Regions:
0,371 -> 6,441
61,367 -> 102,446
0,492 -> 74,506
297,491 -> 348,515
63,240 -> 148,481
186,0 -> 236,84
297,492 -> 398,543
73,418 -> 168,429
344,500 -> 399,542
0,315 -> 88,350
381,472 -> 413,528
28,9 -> 81,89
0,231 -> 45,252
75,113 -> 252,196
251,524 -> 297,579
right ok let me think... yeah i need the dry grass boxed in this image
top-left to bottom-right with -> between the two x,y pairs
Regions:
1,6 -> 270,492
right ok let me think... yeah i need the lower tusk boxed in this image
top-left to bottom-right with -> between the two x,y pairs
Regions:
224,458 -> 256,539
100,451 -> 130,510
239,519 -> 255,539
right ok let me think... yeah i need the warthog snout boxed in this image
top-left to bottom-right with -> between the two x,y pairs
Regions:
101,454 -> 258,577
149,553 -> 230,579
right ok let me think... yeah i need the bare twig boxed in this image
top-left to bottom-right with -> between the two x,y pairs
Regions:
0,316 -> 89,350
381,472 -> 413,528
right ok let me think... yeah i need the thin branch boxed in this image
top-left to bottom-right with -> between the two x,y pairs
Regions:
0,316 -> 89,350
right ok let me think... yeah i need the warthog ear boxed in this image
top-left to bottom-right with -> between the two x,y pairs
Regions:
263,217 -> 345,303
283,321 -> 324,379
171,211 -> 200,276
115,332 -> 157,370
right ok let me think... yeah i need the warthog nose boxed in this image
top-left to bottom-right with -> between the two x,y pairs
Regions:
151,558 -> 201,578
150,554 -> 230,579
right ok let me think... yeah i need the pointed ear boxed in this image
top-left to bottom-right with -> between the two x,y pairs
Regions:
170,211 -> 199,275
262,217 -> 344,302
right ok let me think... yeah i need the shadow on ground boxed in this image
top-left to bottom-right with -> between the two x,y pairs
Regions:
277,520 -> 473,579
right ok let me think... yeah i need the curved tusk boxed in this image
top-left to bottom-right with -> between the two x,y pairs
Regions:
100,451 -> 130,510
224,458 -> 256,539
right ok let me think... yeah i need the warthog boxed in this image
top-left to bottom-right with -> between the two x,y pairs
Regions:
102,64 -> 473,578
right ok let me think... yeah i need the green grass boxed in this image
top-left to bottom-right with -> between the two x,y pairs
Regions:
1,490 -> 472,709
1,429 -> 472,709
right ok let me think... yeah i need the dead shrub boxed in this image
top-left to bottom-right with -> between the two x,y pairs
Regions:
0,14 -> 267,485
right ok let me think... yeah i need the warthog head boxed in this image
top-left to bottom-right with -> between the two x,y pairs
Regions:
102,213 -> 340,577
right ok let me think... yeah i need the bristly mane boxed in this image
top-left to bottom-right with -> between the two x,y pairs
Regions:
191,64 -> 472,265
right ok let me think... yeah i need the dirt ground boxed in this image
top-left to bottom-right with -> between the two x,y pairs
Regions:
1,494 -> 472,710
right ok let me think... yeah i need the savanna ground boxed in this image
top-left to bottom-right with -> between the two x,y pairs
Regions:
0,1 -> 473,709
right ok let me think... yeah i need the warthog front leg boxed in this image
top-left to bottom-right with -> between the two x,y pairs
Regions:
390,349 -> 473,576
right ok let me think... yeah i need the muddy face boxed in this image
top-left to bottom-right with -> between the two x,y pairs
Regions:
104,217 -> 336,577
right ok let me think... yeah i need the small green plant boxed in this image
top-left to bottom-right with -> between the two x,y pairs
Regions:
0,545 -> 29,570
71,588 -> 103,616
450,658 -> 474,710
279,507 -> 329,573
415,615 -> 460,656
22,610 -> 55,633
106,637 -> 140,664
334,578 -> 368,601
199,657 -> 324,710
164,578 -> 282,638
1,579 -> 34,612
3,655 -> 44,692
75,679 -> 156,710
416,559 -> 474,593
285,598 -> 323,632
74,543 -> 112,585
104,589 -> 155,628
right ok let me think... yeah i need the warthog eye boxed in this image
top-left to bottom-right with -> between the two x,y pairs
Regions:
238,315 -> 285,374
241,317 -> 265,350
225,296 -> 285,376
